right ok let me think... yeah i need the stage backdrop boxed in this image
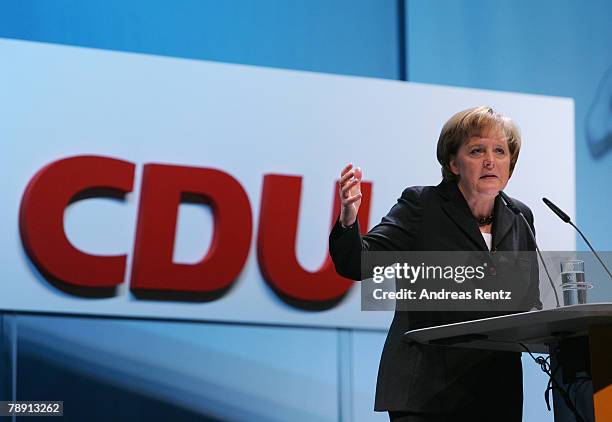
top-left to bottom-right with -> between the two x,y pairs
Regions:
1,38 -> 574,329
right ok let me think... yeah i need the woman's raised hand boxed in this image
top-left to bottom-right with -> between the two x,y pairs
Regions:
338,163 -> 362,227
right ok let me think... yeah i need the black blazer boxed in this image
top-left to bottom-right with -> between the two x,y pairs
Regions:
329,180 -> 542,413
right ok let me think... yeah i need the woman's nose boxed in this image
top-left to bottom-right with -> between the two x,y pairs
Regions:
483,153 -> 495,168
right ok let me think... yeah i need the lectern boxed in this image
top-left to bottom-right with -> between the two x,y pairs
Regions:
403,303 -> 612,422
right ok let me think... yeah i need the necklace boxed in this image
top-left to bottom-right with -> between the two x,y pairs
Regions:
477,215 -> 494,226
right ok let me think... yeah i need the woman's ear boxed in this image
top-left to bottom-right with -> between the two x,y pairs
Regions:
449,156 -> 460,176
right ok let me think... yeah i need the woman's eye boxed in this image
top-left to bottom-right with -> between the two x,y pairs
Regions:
495,148 -> 506,155
469,148 -> 482,155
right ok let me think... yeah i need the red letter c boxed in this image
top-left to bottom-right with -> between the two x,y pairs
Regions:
19,155 -> 135,290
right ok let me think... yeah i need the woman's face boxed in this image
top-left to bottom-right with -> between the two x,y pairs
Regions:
450,132 -> 511,199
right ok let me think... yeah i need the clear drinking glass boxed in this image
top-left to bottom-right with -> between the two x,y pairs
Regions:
560,260 -> 591,305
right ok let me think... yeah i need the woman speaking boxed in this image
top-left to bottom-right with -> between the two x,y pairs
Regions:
329,107 -> 542,421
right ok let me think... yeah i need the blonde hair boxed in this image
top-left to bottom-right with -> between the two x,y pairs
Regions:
436,106 -> 522,182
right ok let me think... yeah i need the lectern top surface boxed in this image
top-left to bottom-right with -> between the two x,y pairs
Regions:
403,303 -> 612,353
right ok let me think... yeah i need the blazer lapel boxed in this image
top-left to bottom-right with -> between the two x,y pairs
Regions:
437,181 -> 489,251
491,195 -> 516,250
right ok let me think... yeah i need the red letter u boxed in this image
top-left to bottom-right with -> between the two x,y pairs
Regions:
257,174 -> 372,308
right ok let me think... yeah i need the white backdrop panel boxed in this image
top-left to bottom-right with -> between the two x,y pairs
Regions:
0,39 -> 575,329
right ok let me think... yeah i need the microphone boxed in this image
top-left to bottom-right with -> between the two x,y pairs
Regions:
499,191 -> 560,308
542,197 -> 612,280
499,191 -> 522,215
542,197 -> 570,223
